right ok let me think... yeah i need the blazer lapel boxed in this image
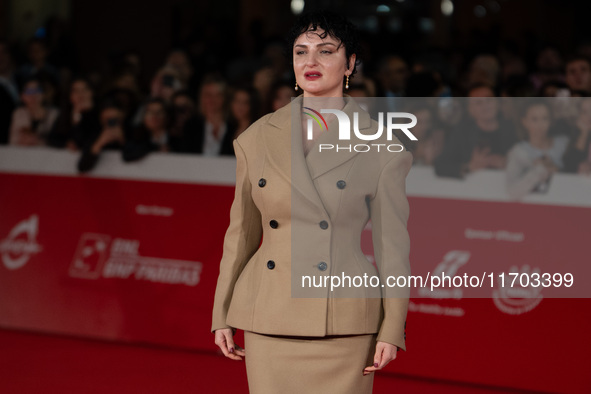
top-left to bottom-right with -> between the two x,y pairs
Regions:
262,95 -> 373,213
304,96 -> 372,180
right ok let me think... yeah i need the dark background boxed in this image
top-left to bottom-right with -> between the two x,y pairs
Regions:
1,0 -> 589,89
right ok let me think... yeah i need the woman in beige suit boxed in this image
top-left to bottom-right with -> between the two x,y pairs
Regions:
212,10 -> 413,394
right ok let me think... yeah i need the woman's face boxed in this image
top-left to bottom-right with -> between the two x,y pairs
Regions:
293,27 -> 355,97
70,80 -> 93,110
21,81 -> 43,108
231,90 -> 251,121
144,102 -> 167,131
522,104 -> 551,140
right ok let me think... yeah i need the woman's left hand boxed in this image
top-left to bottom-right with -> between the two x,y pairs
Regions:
363,341 -> 397,376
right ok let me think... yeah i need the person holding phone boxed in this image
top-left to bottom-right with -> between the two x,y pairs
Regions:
506,99 -> 569,199
129,67 -> 183,127
211,10 -> 412,394
47,77 -> 99,150
150,67 -> 182,103
122,97 -> 171,162
77,101 -> 127,173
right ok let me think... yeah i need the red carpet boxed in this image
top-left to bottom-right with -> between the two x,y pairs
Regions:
0,328 -> 537,393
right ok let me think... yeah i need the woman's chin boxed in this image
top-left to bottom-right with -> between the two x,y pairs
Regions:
302,87 -> 340,97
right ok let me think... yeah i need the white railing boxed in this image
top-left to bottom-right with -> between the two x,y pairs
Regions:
1,146 -> 590,207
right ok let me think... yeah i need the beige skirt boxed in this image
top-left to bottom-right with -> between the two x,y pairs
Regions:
243,330 -> 377,394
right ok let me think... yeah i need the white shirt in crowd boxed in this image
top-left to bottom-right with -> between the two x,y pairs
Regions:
202,121 -> 227,156
505,135 -> 570,200
9,106 -> 59,146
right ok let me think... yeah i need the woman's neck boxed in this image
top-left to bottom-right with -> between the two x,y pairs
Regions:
301,94 -> 346,119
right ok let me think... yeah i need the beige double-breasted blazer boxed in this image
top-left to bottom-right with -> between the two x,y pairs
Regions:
211,95 -> 412,351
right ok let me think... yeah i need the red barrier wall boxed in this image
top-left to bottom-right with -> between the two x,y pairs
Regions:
1,147 -> 589,393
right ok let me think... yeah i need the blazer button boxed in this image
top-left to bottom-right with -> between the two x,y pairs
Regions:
267,260 -> 275,269
269,219 -> 278,229
317,261 -> 327,271
336,180 -> 346,189
319,220 -> 328,229
258,178 -> 266,187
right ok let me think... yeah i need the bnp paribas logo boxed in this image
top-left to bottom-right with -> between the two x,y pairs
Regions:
304,107 -> 418,153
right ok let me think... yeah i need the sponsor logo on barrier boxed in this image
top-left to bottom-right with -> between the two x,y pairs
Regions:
408,301 -> 465,316
493,265 -> 543,315
69,233 -> 202,286
135,204 -> 174,217
69,233 -> 110,279
417,250 -> 470,299
0,214 -> 43,270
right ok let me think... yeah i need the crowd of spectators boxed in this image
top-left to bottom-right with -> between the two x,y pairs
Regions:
0,36 -> 290,172
1,19 -> 590,199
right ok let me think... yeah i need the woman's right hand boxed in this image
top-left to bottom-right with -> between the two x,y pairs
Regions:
214,328 -> 245,361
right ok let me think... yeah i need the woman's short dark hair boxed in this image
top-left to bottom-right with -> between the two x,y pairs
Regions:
285,10 -> 361,77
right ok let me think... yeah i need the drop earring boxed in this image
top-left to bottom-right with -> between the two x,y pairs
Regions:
345,75 -> 349,90
295,82 -> 299,91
